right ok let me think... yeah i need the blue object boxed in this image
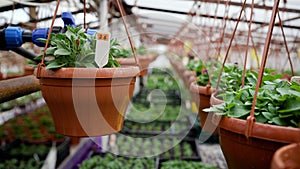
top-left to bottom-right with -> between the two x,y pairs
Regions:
86,29 -> 98,36
0,12 -> 76,49
62,12 -> 76,27
32,28 -> 49,47
5,27 -> 23,48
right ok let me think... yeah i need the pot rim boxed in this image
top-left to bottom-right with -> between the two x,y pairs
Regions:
115,56 -> 155,66
219,116 -> 300,143
272,142 -> 300,168
190,82 -> 215,96
36,65 -> 140,79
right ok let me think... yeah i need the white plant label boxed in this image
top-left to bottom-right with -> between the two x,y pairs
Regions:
95,31 -> 110,68
291,76 -> 300,84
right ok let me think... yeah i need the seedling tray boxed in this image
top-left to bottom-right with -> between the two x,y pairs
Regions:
0,137 -> 70,168
106,134 -> 201,160
157,158 -> 218,169
121,119 -> 191,136
79,151 -> 157,169
132,88 -> 181,105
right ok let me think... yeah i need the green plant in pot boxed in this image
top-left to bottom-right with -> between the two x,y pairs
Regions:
204,69 -> 300,169
35,26 -> 139,137
188,59 -> 222,134
115,45 -> 157,76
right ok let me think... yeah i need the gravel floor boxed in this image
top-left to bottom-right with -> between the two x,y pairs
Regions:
198,143 -> 228,169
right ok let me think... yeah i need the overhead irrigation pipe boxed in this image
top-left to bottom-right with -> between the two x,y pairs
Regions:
0,75 -> 40,103
11,47 -> 39,63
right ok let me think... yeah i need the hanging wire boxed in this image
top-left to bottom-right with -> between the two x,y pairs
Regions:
214,0 -> 230,59
40,0 -> 61,67
246,0 -> 281,138
207,0 -> 220,58
115,0 -> 140,67
241,0 -> 255,88
166,1 -> 197,53
281,31 -> 299,73
215,0 -> 247,90
277,10 -> 294,76
83,0 -> 87,29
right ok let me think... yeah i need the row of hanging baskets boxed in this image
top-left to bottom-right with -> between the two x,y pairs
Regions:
33,0 -> 151,137
169,1 -> 300,168
171,54 -> 300,169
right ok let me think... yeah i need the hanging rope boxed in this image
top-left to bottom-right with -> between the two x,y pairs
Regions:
277,10 -> 294,76
281,31 -> 299,73
40,0 -> 61,66
214,0 -> 230,59
215,0 -> 247,90
246,0 -> 281,138
84,0 -> 87,29
241,0 -> 255,88
115,0 -> 140,67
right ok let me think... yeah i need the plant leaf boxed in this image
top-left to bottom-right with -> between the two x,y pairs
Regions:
46,61 -> 66,69
227,104 -> 250,118
262,111 -> 273,120
256,114 -> 268,123
54,48 -> 70,56
278,99 -> 300,113
270,117 -> 287,126
46,47 -> 57,55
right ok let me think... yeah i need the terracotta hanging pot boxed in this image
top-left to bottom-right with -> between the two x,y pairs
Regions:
219,116 -> 300,169
116,55 -> 157,76
190,82 -> 217,134
210,91 -> 224,106
183,70 -> 195,88
271,142 -> 300,169
37,66 -> 139,137
24,65 -> 35,76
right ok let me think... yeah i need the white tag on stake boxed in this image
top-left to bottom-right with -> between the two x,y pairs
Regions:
95,31 -> 110,68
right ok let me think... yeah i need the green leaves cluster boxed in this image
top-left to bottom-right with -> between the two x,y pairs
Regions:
79,153 -> 155,169
147,73 -> 180,91
112,45 -> 149,58
186,59 -> 221,87
161,160 -> 217,169
0,158 -> 44,169
204,70 -> 300,127
35,26 -> 120,69
218,63 -> 243,92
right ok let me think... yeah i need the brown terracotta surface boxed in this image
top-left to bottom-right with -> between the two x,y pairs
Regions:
210,91 -> 224,106
24,66 -> 35,76
116,55 -> 157,76
190,82 -> 217,133
38,66 -> 139,137
183,70 -> 195,88
219,116 -> 300,169
271,142 -> 300,169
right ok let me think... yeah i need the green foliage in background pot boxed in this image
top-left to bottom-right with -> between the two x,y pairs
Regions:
135,45 -> 147,55
204,70 -> 300,127
112,45 -> 149,58
35,26 -> 120,69
187,59 -> 222,87
161,160 -> 218,169
79,153 -> 155,169
218,63 -> 245,93
187,59 -> 209,86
